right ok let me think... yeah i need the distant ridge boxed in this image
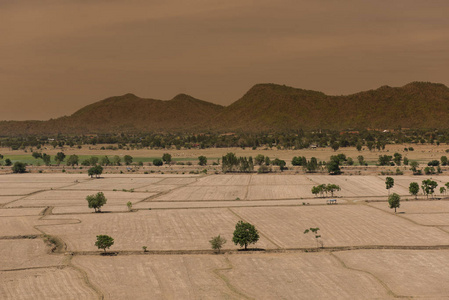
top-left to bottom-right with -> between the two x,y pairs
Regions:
1,81 -> 449,135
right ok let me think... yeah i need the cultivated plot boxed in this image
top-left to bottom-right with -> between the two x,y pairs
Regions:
246,185 -> 316,200
0,207 -> 43,217
368,200 -> 449,214
73,255 -> 237,300
401,213 -> 449,226
232,205 -> 449,248
61,176 -> 164,191
335,250 -> 449,298
0,239 -> 63,270
154,186 -> 247,201
249,174 -> 315,186
192,175 -> 251,186
7,190 -> 153,209
224,253 -> 390,299
0,267 -> 97,300
0,216 -> 42,237
40,209 -> 276,251
306,175 -> 407,197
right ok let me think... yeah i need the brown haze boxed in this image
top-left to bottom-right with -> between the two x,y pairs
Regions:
1,0 -> 449,120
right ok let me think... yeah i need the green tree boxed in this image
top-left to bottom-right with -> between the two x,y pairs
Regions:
441,156 -> 448,166
255,154 -> 265,165
32,152 -> 42,159
42,154 -> 51,166
232,221 -> 259,250
152,158 -> 163,166
388,193 -> 400,213
86,192 -> 107,212
209,235 -> 227,254
12,162 -> 26,173
127,201 -> 133,211
410,161 -> 419,174
88,165 -> 103,178
198,156 -> 207,166
385,177 -> 394,195
421,179 -> 438,199
55,152 -> 66,165
356,143 -> 362,151
112,155 -> 121,166
66,155 -> 79,166
357,155 -> 366,166
89,156 -> 99,166
95,235 -> 114,253
331,142 -> 340,152
409,182 -> 419,199
311,186 -> 321,197
440,187 -> 446,195
100,156 -> 110,166
124,155 -> 133,165
403,157 -> 409,165
393,153 -> 402,166
326,184 -> 341,197
222,153 -> 239,173
326,160 -> 341,175
162,153 -> 172,164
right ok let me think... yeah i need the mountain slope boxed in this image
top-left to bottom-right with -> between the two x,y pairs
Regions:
1,81 -> 449,135
209,82 -> 449,131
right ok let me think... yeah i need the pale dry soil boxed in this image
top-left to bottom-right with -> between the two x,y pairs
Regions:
2,173 -> 449,299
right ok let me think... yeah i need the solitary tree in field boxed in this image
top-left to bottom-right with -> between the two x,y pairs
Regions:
232,221 -> 259,250
162,153 -> 172,164
152,158 -> 163,166
124,155 -> 133,165
198,156 -> 207,166
55,152 -> 66,165
440,187 -> 446,195
388,193 -> 400,213
409,182 -> 419,199
86,192 -> 107,212
304,227 -> 322,248
385,177 -> 394,195
88,165 -> 103,178
209,235 -> 227,254
12,162 -> 27,173
95,235 -> 114,253
127,201 -> 133,211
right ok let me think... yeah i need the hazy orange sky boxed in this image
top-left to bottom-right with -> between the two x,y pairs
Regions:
1,0 -> 449,120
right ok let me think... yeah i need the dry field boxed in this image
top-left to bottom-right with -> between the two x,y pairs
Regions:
335,250 -> 449,298
3,172 -> 449,299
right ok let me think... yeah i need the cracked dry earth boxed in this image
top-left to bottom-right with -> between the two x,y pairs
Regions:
2,173 -> 449,299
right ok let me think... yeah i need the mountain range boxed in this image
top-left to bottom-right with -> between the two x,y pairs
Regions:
1,82 -> 449,135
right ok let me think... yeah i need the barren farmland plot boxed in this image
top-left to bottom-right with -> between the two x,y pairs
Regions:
39,209 -> 276,251
0,207 -> 43,217
73,255 -> 239,299
335,250 -> 449,298
224,253 -> 390,299
368,200 -> 449,214
155,185 -> 247,201
0,267 -> 98,300
0,239 -> 64,270
61,176 -> 165,191
232,205 -> 449,248
7,190 -> 153,209
0,216 -> 42,237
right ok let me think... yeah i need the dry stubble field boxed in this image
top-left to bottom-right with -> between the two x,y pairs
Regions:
1,173 -> 449,299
